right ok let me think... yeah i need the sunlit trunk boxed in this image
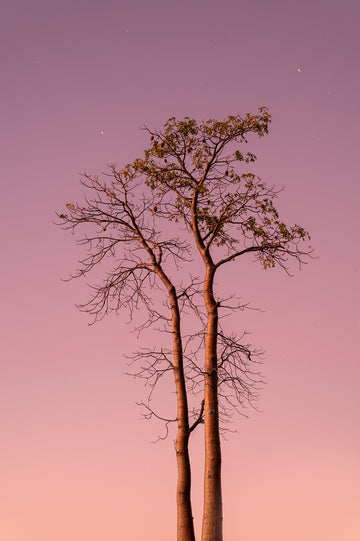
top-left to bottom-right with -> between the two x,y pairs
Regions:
169,286 -> 196,541
201,267 -> 223,541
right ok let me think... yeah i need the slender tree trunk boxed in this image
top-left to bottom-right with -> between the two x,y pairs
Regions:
168,285 -> 195,541
201,266 -> 223,541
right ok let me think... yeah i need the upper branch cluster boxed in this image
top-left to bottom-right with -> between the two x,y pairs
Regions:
56,167 -> 193,322
131,108 -> 312,272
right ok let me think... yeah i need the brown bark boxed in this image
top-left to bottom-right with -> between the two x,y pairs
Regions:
191,185 -> 223,541
166,280 -> 195,541
201,266 -> 223,541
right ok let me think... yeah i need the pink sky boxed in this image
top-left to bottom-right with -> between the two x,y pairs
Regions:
1,1 -> 359,539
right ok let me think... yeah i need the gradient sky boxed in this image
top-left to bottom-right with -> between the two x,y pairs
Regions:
1,1 -> 359,539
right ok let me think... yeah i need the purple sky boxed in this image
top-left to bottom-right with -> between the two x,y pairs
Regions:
1,1 -> 359,539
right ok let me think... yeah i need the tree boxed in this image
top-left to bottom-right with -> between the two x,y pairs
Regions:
58,173 -> 197,541
57,107 -> 311,541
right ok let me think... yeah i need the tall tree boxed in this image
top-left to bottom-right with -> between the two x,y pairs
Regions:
58,172 -> 197,541
136,108 -> 311,541
57,107 -> 311,541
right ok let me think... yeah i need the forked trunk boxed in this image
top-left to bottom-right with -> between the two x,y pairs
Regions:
201,267 -> 223,541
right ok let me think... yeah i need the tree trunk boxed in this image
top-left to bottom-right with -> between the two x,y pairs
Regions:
168,285 -> 196,541
201,267 -> 223,541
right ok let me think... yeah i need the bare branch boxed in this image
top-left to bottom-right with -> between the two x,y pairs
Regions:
189,399 -> 205,433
